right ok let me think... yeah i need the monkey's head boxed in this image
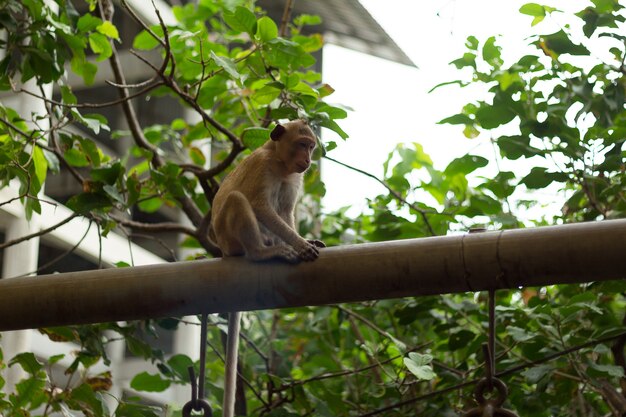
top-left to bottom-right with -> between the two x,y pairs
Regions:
270,120 -> 317,174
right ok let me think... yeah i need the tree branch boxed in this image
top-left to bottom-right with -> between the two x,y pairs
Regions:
279,0 -> 294,37
99,0 -> 205,229
119,0 -> 245,178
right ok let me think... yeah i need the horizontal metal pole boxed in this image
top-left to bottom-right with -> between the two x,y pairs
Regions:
1,220 -> 625,331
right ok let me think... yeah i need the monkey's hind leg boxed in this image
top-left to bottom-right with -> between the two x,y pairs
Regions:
219,191 -> 300,263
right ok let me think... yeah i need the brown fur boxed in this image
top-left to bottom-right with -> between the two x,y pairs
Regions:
210,120 -> 324,262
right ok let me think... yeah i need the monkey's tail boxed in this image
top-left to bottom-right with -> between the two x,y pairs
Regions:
222,311 -> 241,417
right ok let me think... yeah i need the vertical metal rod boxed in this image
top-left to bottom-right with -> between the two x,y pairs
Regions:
488,289 -> 496,386
198,312 -> 208,401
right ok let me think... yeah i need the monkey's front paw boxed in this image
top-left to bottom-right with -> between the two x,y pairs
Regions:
277,246 -> 301,263
295,240 -> 320,262
307,239 -> 326,248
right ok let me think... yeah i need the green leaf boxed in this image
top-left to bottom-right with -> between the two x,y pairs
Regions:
13,376 -> 46,409
41,327 -> 78,342
265,38 -> 315,69
80,113 -> 109,135
520,167 -> 568,189
522,364 -> 553,383
223,6 -> 257,34
133,27 -> 164,50
448,330 -> 476,351
438,113 -> 473,125
292,33 -> 324,53
126,174 -> 140,206
482,36 -> 502,65
71,56 -> 98,85
9,352 -> 43,374
138,197 -> 163,213
252,85 -> 281,105
242,127 -> 269,150
42,147 -> 60,173
256,16 -> 278,41
189,147 -> 206,165
316,104 -> 348,120
404,353 -> 436,381
64,148 -> 90,167
103,184 -> 124,203
210,51 -> 242,82
450,52 -> 476,69
115,403 -> 162,417
68,383 -> 106,417
66,192 -> 113,214
88,32 -> 112,61
519,3 -> 545,17
444,154 -> 488,176
97,21 -> 119,40
294,14 -> 322,27
540,30 -> 590,56
61,85 -> 77,105
318,118 -> 348,140
520,167 -> 550,188
166,354 -> 194,382
77,13 -> 102,32
465,35 -> 479,50
32,145 -> 48,186
591,0 -> 615,13
507,325 -> 535,342
496,135 -> 542,159
91,163 -> 123,185
130,372 -> 171,392
476,104 -> 516,129
588,363 -> 625,378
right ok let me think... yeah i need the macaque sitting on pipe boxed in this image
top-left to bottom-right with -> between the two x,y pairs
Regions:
210,119 -> 325,263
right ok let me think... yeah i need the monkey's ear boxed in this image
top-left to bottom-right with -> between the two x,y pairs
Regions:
270,124 -> 286,141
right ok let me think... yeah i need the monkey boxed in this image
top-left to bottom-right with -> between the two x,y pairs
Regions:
209,120 -> 325,417
210,119 -> 325,263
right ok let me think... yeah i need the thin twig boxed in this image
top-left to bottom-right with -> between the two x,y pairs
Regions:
285,342 -> 431,389
126,232 -> 179,261
16,83 -> 163,109
0,213 -> 81,250
119,0 -> 166,48
0,192 -> 29,209
7,219 -> 92,279
324,155 -> 438,236
336,305 -> 402,345
279,0 -> 294,37
109,213 -> 197,236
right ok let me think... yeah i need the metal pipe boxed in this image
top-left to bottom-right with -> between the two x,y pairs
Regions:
0,220 -> 625,331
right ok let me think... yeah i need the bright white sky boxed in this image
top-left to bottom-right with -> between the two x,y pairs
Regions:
320,1 -> 585,218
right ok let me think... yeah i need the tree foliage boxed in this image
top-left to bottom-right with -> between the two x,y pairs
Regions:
0,0 -> 625,416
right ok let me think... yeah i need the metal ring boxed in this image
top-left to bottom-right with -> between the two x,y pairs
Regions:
182,399 -> 213,417
474,377 -> 508,407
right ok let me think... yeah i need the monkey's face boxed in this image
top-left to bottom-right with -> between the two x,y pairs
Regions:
287,136 -> 316,174
271,121 -> 317,174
